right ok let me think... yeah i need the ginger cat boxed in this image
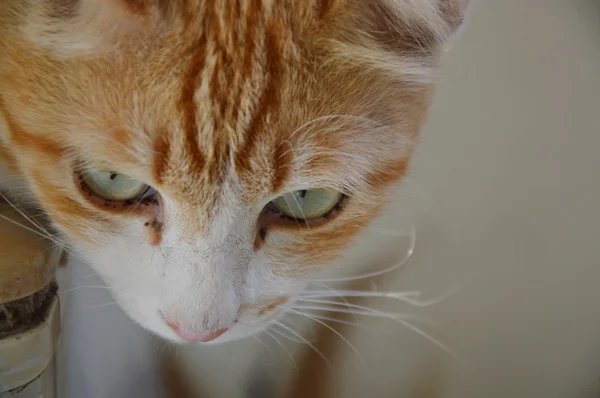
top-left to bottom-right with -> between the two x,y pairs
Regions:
0,0 -> 468,346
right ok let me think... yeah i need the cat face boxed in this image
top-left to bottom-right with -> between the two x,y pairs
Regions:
0,0 -> 466,343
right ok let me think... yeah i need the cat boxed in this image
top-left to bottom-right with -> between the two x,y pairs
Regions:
0,0 -> 468,344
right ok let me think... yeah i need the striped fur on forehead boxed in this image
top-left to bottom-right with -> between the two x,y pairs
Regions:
0,0 -> 468,242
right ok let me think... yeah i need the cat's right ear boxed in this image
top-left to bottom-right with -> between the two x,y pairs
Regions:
22,0 -> 150,56
319,0 -> 470,82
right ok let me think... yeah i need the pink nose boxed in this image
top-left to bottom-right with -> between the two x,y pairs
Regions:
167,321 -> 227,343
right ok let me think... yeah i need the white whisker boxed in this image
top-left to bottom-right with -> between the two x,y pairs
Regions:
300,290 -> 437,307
273,320 -> 331,368
0,213 -> 63,248
270,324 -> 306,345
315,225 -> 416,283
68,301 -> 117,313
58,285 -> 112,297
287,308 -> 365,366
312,282 -> 360,322
0,192 -> 51,237
263,329 -> 299,373
303,313 -> 370,331
292,305 -> 456,358
301,286 -> 462,308
281,194 -> 310,230
252,335 -> 274,356
291,304 -> 424,323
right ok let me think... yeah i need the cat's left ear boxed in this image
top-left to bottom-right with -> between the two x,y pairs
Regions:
23,0 -> 150,56
325,0 -> 470,52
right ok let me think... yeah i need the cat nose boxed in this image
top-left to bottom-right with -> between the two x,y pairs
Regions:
166,320 -> 228,342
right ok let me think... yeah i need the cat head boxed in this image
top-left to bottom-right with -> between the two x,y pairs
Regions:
0,0 -> 467,343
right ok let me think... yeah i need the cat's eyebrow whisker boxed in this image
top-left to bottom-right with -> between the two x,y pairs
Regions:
286,308 -> 365,366
284,114 -> 394,143
273,320 -> 332,369
263,329 -> 299,373
313,225 -> 416,283
280,149 -> 373,171
287,192 -> 311,230
292,305 -> 456,358
280,194 -> 310,231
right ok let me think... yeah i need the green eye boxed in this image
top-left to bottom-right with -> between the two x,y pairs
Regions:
82,171 -> 149,201
271,188 -> 343,220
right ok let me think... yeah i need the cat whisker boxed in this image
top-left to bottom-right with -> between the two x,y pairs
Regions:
288,149 -> 377,169
67,301 -> 118,314
81,273 -> 102,280
295,297 -> 425,318
288,192 -> 311,230
300,312 -> 370,330
0,192 -> 68,250
0,192 -> 51,235
270,323 -> 307,345
301,286 -> 461,308
295,298 -> 440,328
281,194 -> 310,230
273,320 -> 331,368
263,329 -> 299,373
292,304 -> 456,358
314,225 -> 416,283
0,213 -> 65,248
286,308 -> 365,366
252,335 -> 274,356
58,285 -> 113,297
284,114 -> 394,144
301,290 -> 421,305
311,281 -> 360,322
292,304 -> 418,321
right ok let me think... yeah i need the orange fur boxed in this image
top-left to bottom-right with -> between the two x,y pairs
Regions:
1,0 -> 467,352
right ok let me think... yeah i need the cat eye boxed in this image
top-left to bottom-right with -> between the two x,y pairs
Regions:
271,189 -> 343,220
82,171 -> 149,201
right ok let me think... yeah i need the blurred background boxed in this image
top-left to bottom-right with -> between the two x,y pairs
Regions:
56,1 -> 600,397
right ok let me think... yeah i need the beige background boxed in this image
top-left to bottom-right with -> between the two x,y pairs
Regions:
57,1 -> 600,397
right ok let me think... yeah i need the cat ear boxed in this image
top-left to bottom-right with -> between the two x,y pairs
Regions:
352,0 -> 470,52
323,0 -> 469,51
23,0 -> 148,55
323,0 -> 470,82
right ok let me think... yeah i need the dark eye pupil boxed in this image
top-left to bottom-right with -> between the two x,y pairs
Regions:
298,190 -> 307,198
109,172 -> 118,180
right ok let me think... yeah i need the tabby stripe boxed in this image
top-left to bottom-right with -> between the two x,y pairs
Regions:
152,135 -> 170,185
241,0 -> 262,83
179,37 -> 207,176
235,17 -> 284,172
